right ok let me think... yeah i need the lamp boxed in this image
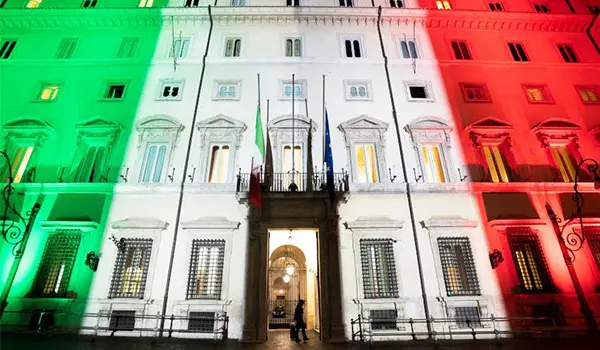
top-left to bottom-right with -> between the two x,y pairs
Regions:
285,263 -> 295,276
283,275 -> 291,283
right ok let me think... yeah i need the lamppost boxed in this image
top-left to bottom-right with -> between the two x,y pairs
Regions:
0,150 -> 42,319
546,158 -> 600,333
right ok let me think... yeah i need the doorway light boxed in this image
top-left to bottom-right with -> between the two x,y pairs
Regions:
283,275 -> 291,283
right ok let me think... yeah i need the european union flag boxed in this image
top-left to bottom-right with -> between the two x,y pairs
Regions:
324,110 -> 335,204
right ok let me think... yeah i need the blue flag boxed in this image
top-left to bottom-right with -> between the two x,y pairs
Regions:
324,110 -> 335,204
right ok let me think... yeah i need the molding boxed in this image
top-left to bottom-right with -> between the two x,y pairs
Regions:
488,219 -> 547,230
40,220 -> 99,232
136,114 -> 184,132
3,117 -> 54,148
343,216 -> 404,231
421,216 -> 478,230
111,217 -> 170,230
181,216 -> 241,230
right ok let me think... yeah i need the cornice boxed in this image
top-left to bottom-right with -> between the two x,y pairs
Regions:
0,7 -> 592,33
344,216 -> 404,231
111,217 -> 170,230
181,216 -> 240,230
421,216 -> 479,230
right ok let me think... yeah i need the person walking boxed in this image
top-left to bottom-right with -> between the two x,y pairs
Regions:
293,300 -> 309,342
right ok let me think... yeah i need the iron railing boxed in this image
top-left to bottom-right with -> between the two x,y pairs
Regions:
1,309 -> 229,340
236,169 -> 349,193
269,299 -> 304,328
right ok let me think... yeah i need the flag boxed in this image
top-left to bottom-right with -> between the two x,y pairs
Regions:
249,103 -> 265,207
324,110 -> 335,204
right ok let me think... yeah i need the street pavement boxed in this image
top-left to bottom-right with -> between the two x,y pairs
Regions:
2,330 -> 600,350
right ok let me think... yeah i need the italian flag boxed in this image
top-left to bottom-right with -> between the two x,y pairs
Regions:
249,103 -> 265,207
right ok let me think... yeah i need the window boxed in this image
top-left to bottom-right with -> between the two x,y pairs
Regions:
139,0 -> 153,7
286,0 -> 299,6
588,232 -> 600,273
140,143 -> 168,183
117,38 -> 139,58
405,82 -> 433,101
185,0 -> 200,6
74,144 -> 108,182
103,84 -> 126,100
549,144 -> 577,182
576,85 -> 599,104
389,0 -> 404,8
109,311 -> 135,331
399,40 -> 418,59
345,81 -> 371,100
169,38 -> 190,58
26,0 -> 42,7
108,239 -> 152,299
2,118 -> 52,184
460,83 -> 491,102
370,310 -> 397,330
0,40 -> 17,59
339,0 -> 353,6
407,118 -> 455,184
224,38 -> 242,57
280,81 -> 305,99
343,38 -> 362,58
158,80 -> 183,100
523,84 -> 553,103
6,146 -> 35,183
488,2 -> 504,11
56,38 -> 77,59
186,239 -> 226,299
355,144 -> 378,183
508,231 -> 553,293
507,42 -> 529,61
71,118 -> 120,183
557,44 -> 579,63
207,145 -> 230,183
214,81 -> 240,100
359,239 -> 399,299
482,144 -> 510,183
450,40 -> 471,60
82,0 -> 98,8
455,307 -> 482,328
283,145 -> 303,185
285,38 -> 302,57
438,237 -> 480,296
30,231 -> 81,297
0,0 -> 6,8
230,0 -> 245,5
421,144 -> 447,183
533,3 -> 549,13
37,83 -> 60,101
436,0 -> 452,9
188,312 -> 215,333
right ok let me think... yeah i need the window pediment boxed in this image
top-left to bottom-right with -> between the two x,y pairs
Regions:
344,216 -> 404,231
466,116 -> 512,132
405,117 -> 453,145
488,219 -> 546,234
268,114 -> 317,132
421,216 -> 478,230
338,115 -> 389,133
75,117 -> 122,144
466,117 -> 512,146
3,117 -> 54,147
532,118 -> 581,145
111,217 -> 170,230
181,216 -> 240,230
196,114 -> 247,133
136,114 -> 184,131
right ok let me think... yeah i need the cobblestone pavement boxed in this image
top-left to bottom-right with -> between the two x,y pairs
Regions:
2,330 -> 600,350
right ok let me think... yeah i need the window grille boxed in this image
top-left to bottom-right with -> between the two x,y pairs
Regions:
508,230 -> 553,293
108,239 -> 153,299
188,312 -> 216,333
31,230 -> 81,297
587,231 -> 600,273
359,239 -> 399,299
109,310 -> 135,331
454,306 -> 481,328
187,239 -> 226,299
438,237 -> 481,296
370,309 -> 397,330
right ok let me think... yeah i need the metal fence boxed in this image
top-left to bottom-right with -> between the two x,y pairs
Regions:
1,309 -> 229,340
236,170 -> 349,193
269,300 -> 301,328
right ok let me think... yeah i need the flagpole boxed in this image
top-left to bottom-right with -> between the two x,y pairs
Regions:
257,73 -> 261,182
291,73 -> 295,182
305,98 -> 313,192
257,73 -> 261,115
322,74 -> 326,170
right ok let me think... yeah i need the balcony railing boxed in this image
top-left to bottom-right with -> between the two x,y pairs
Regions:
236,169 -> 349,193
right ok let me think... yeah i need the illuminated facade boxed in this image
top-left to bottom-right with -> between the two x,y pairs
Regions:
1,0 -> 599,343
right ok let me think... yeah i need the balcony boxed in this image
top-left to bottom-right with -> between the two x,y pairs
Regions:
235,170 -> 348,193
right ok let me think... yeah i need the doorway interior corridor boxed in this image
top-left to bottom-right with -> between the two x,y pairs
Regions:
268,229 -> 320,334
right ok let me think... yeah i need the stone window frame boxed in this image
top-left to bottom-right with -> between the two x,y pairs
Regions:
278,79 -> 307,100
338,115 -> 390,188
405,116 -> 457,184
212,80 -> 242,101
156,78 -> 185,101
404,80 -> 435,103
195,115 -> 247,188
339,35 -> 364,58
267,114 -> 317,174
283,35 -> 304,57
133,114 -> 184,184
343,80 -> 373,101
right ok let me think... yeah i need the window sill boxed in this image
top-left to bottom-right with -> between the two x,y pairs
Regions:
98,99 -> 125,102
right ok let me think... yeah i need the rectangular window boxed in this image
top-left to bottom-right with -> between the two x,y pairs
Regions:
117,38 -> 139,58
438,237 -> 481,296
346,83 -> 370,100
421,144 -> 446,183
588,232 -> 600,273
185,0 -> 200,6
103,84 -> 126,100
359,239 -> 399,299
488,2 -> 504,11
482,145 -> 510,183
169,38 -> 190,58
7,146 -> 35,184
74,144 -> 107,182
56,38 -> 77,59
26,0 -> 42,7
370,310 -> 397,330
549,145 -> 576,182
224,38 -> 242,57
508,42 -> 529,61
407,85 -> 430,100
523,84 -> 553,103
38,83 -> 60,101
355,144 -> 378,183
460,83 -> 491,102
109,310 -> 135,331
281,82 -> 305,99
390,0 -> 404,8
214,82 -> 240,100
286,0 -> 300,6
399,39 -> 418,59
207,144 -> 230,183
343,38 -> 362,58
138,0 -> 153,7
82,0 -> 98,8
436,0 -> 452,9
533,3 -> 550,13
557,44 -> 579,63
576,85 -> 599,104
283,144 -> 303,185
31,231 -> 81,297
108,239 -> 153,299
285,37 -> 302,57
450,40 -> 471,60
188,312 -> 216,333
159,83 -> 183,100
455,307 -> 482,328
339,0 -> 353,6
140,143 -> 168,183
0,40 -> 17,59
508,232 -> 553,293
186,239 -> 226,299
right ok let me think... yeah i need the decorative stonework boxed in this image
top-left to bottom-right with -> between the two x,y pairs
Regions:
421,216 -> 478,230
465,116 -> 512,147
2,117 -> 54,149
488,219 -> 547,234
181,216 -> 240,231
111,217 -> 170,230
532,118 -> 581,148
74,117 -> 122,147
267,114 -> 317,173
344,216 -> 404,231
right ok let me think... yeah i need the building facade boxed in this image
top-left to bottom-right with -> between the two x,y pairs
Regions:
1,0 -> 599,343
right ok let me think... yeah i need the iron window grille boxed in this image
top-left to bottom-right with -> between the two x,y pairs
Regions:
30,230 -> 82,298
359,239 -> 399,299
186,239 -> 226,300
454,306 -> 482,329
109,310 -> 135,331
370,309 -> 397,330
588,231 -> 600,273
438,237 -> 481,296
108,239 -> 153,299
508,230 -> 554,293
188,312 -> 216,333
